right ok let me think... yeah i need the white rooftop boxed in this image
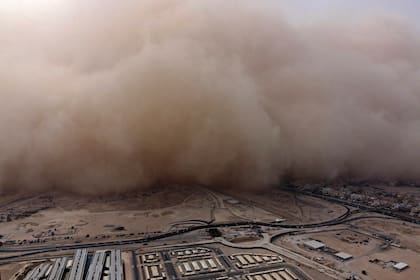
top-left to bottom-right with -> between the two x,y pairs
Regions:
393,262 -> 409,271
303,240 -> 325,249
334,252 -> 353,260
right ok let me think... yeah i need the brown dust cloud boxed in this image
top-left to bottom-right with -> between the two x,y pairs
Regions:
1,1 -> 420,194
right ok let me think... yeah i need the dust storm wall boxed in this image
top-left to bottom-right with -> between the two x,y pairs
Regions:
1,1 -> 420,194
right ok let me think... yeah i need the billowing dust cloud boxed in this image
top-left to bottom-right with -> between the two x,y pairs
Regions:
1,1 -> 420,194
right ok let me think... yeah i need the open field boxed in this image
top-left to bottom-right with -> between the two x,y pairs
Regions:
0,186 -> 211,243
226,188 -> 348,224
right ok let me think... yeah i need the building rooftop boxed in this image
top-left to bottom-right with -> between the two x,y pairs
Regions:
303,240 -> 325,250
334,252 -> 353,260
393,262 -> 409,271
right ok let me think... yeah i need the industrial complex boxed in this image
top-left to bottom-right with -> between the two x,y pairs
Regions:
19,249 -> 123,280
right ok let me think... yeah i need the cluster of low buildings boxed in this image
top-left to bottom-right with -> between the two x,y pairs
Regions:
229,253 -> 283,269
21,249 -> 123,280
304,239 -> 410,273
300,184 -> 420,218
18,245 -> 308,280
139,246 -> 307,280
245,268 -> 299,280
177,258 -> 224,276
170,247 -> 225,277
142,263 -> 166,280
140,253 -> 166,280
170,247 -> 211,259
303,240 -> 354,262
368,258 -> 409,272
141,247 -> 226,280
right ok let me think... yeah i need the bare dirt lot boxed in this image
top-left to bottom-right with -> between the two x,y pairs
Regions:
274,218 -> 420,280
226,187 -> 348,224
0,186 -> 280,246
0,186 -> 215,244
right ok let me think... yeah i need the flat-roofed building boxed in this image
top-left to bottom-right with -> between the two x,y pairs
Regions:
303,240 -> 325,250
191,261 -> 200,271
109,249 -> 123,280
278,270 -> 297,280
393,262 -> 409,271
48,257 -> 68,280
237,256 -> 247,266
262,274 -> 273,280
184,263 -> 192,273
150,265 -> 159,277
334,252 -> 353,261
244,255 -> 256,264
25,263 -> 50,280
208,259 -> 217,269
270,272 -> 282,280
86,250 -> 106,280
200,260 -> 209,270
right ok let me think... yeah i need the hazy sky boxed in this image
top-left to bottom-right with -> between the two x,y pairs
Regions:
1,1 -> 419,26
282,0 -> 420,25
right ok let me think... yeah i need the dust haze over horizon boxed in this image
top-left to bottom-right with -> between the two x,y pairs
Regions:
1,0 -> 420,195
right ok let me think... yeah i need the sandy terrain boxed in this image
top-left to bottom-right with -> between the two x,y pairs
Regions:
0,186 -> 280,246
0,187 -> 215,243
274,218 -> 420,280
0,263 -> 26,280
350,219 -> 420,253
226,187 -> 348,224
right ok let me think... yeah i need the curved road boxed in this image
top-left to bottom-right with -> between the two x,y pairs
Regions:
0,213 -> 396,258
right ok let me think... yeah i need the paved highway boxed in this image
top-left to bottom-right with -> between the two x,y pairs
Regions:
0,213 -> 397,261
